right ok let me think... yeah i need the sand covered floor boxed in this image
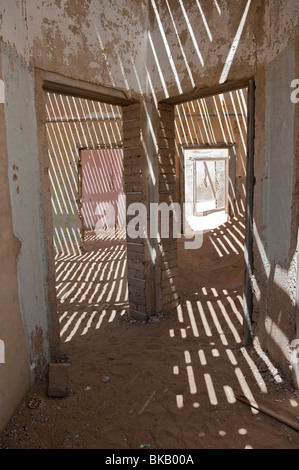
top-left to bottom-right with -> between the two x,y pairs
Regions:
1,215 -> 299,450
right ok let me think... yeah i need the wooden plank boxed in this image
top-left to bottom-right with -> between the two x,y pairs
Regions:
243,79 -> 255,346
235,394 -> 299,433
41,70 -> 136,107
160,78 -> 251,105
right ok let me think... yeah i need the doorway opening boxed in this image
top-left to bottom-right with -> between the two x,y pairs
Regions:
182,145 -> 234,232
78,147 -> 126,245
175,84 -> 253,350
44,91 -> 129,343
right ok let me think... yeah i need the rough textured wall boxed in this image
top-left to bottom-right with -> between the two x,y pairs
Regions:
148,0 -> 255,99
0,49 -> 31,435
293,32 -> 299,387
149,0 -> 299,100
0,1 -> 298,99
1,45 -> 51,378
0,0 -> 148,99
260,41 -> 295,374
0,0 -> 298,434
251,20 -> 299,378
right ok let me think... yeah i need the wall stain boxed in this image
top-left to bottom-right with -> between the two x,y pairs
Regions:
30,326 -> 47,378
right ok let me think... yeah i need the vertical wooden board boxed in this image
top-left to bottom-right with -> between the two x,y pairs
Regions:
243,79 -> 255,346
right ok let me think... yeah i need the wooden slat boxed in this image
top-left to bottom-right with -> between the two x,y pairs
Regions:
243,79 -> 255,346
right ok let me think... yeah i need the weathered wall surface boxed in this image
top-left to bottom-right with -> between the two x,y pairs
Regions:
0,49 -> 31,435
0,0 -> 298,433
149,0 -> 299,100
292,31 -> 299,389
249,9 -> 298,378
1,45 -> 51,377
0,0 -> 148,99
254,40 -> 296,374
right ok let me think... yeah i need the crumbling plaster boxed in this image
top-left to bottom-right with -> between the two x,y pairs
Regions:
0,1 -> 298,99
0,0 -> 149,99
0,49 -> 31,432
1,45 -> 51,377
0,0 -> 298,434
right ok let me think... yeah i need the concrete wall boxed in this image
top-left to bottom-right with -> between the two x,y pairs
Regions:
0,0 -> 298,432
260,40 -> 296,373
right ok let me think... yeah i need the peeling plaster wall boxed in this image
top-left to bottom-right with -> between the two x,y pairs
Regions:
149,0 -> 299,100
148,0 -> 257,100
0,1 -> 298,99
0,49 -> 31,435
0,0 -> 149,98
0,0 -> 298,432
1,46 -> 50,381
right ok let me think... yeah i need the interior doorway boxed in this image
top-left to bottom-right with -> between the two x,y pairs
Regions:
175,83 -> 254,345
44,91 -> 129,344
182,145 -> 234,232
78,148 -> 126,245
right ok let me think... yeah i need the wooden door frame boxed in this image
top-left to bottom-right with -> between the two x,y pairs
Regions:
174,80 -> 255,345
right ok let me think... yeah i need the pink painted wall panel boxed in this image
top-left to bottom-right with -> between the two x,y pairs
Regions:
81,149 -> 125,230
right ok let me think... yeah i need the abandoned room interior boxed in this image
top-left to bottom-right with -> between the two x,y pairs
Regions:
0,0 -> 299,450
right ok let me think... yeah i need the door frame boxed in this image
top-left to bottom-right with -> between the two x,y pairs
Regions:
173,81 -> 255,346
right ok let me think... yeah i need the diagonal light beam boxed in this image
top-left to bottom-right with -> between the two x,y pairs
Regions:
219,0 -> 251,84
178,0 -> 204,67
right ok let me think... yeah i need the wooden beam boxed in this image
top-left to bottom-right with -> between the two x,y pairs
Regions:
235,394 -> 299,433
160,78 -> 251,106
243,79 -> 255,346
38,69 -> 137,107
